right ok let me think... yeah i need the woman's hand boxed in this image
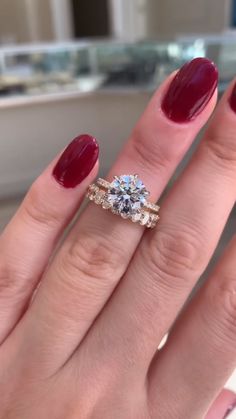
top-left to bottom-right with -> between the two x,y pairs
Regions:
1,57 -> 236,419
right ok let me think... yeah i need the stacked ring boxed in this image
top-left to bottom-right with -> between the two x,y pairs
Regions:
87,174 -> 160,228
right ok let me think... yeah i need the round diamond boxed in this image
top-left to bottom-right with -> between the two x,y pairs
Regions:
106,175 -> 149,217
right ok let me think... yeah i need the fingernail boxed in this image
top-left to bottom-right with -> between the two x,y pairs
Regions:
53,134 -> 99,188
161,57 -> 218,123
229,82 -> 236,113
224,402 -> 236,418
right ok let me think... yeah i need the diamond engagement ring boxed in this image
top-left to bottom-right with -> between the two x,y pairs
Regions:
87,175 -> 160,228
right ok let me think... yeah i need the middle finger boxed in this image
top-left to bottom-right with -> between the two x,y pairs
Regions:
86,77 -> 236,373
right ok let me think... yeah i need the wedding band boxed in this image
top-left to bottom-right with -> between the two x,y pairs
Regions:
87,175 -> 160,228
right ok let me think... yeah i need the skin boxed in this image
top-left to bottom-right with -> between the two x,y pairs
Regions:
0,71 -> 236,419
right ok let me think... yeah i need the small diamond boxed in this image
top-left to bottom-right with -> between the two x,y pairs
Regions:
132,212 -> 141,222
87,184 -> 99,200
107,175 -> 149,218
140,212 -> 150,225
147,219 -> 153,228
144,202 -> 160,213
94,192 -> 103,204
147,213 -> 159,228
121,212 -> 129,219
102,200 -> 111,209
111,207 -> 119,215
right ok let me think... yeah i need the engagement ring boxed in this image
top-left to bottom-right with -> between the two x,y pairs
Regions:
87,175 -> 160,228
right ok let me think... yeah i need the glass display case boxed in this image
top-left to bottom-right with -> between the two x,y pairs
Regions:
0,38 -> 235,101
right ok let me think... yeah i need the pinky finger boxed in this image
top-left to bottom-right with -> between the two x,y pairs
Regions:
0,134 -> 99,344
148,235 -> 236,419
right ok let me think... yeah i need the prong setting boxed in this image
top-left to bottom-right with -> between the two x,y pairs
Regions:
87,175 -> 160,228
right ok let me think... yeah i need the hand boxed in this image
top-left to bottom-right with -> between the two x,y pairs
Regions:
1,57 -> 236,419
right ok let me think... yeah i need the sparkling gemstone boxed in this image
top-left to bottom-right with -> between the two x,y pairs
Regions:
132,212 -> 142,222
147,214 -> 155,228
106,175 -> 149,217
140,212 -> 150,225
94,192 -> 103,204
102,200 -> 111,209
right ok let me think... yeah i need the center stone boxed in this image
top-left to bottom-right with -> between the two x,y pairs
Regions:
107,175 -> 149,216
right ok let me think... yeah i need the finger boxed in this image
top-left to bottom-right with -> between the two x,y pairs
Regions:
82,75 -> 236,374
148,236 -> 236,419
206,390 -> 236,419
10,58 -> 218,371
0,134 -> 99,343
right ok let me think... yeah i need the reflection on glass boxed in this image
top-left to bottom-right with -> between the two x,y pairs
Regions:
0,38 -> 234,100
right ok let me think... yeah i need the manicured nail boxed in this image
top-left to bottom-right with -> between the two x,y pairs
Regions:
161,57 -> 218,123
229,82 -> 236,113
53,134 -> 99,188
223,402 -> 236,418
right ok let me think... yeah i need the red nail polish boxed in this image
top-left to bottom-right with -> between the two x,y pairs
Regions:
229,82 -> 236,113
53,134 -> 99,188
161,57 -> 218,123
224,402 -> 236,418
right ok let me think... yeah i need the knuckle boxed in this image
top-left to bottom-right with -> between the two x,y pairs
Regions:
204,132 -> 236,172
146,225 -> 203,291
23,183 -> 62,229
61,231 -> 124,284
0,261 -> 25,298
128,128 -> 170,174
0,265 -> 13,295
206,274 -> 236,343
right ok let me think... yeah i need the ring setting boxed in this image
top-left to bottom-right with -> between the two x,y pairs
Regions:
87,175 -> 160,228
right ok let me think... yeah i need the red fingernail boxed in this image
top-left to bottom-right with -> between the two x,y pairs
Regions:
161,57 -> 218,123
223,402 -> 236,418
53,134 -> 99,188
229,82 -> 236,113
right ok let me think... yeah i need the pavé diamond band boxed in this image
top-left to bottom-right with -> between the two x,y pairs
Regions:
86,175 -> 160,228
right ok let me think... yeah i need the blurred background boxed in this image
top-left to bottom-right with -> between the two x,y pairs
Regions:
0,0 -> 236,211
0,0 -> 236,405
1,1 -> 234,215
